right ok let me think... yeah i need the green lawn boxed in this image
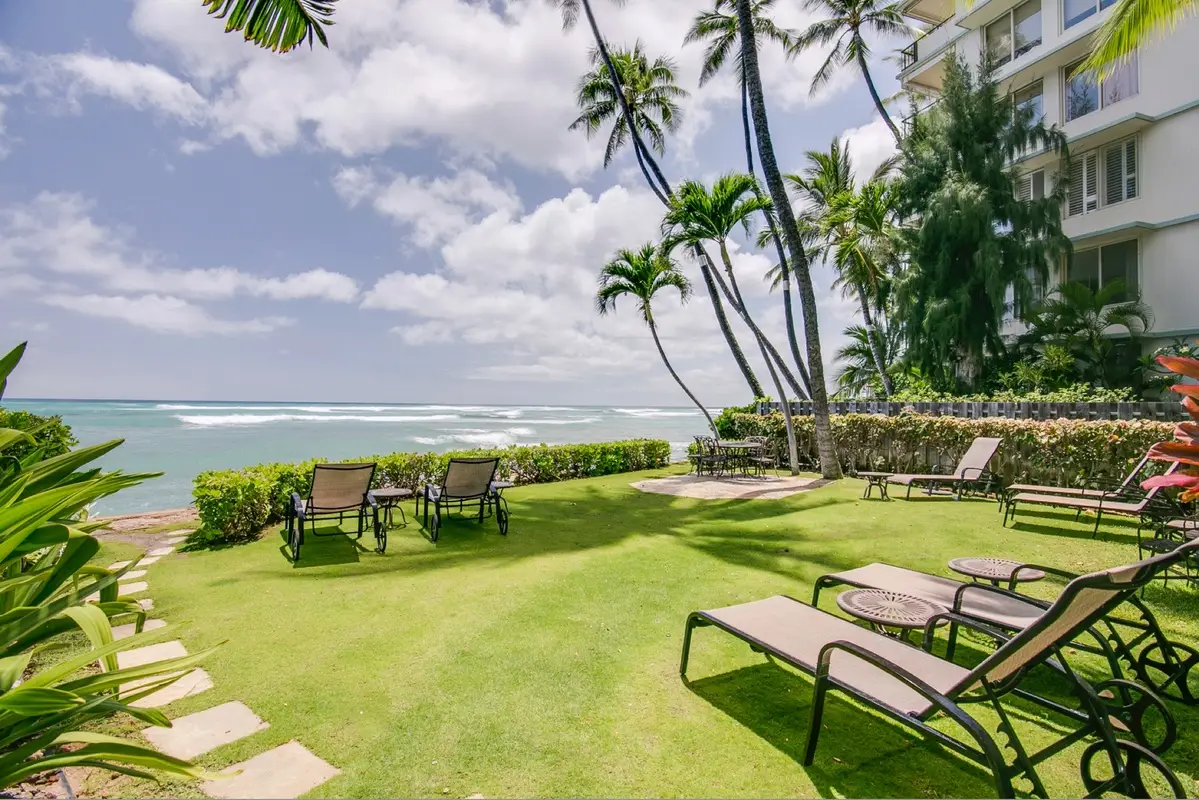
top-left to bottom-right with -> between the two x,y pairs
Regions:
95,467 -> 1199,798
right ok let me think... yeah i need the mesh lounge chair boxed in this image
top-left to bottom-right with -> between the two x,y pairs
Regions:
417,457 -> 508,542
681,542 -> 1199,798
1000,453 -> 1153,511
887,437 -> 1002,499
1003,462 -> 1182,537
286,463 -> 379,562
813,560 -> 1199,708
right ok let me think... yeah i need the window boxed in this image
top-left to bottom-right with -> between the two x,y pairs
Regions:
1104,137 -> 1137,205
1064,0 -> 1116,29
1067,152 -> 1099,216
1065,54 -> 1138,121
986,0 -> 1041,67
1017,169 -> 1046,200
1014,81 -> 1044,125
1067,239 -> 1139,300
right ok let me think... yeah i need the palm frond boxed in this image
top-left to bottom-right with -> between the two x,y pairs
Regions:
202,0 -> 336,53
1083,0 -> 1198,79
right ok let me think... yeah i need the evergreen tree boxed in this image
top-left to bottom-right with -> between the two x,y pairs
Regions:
892,53 -> 1070,389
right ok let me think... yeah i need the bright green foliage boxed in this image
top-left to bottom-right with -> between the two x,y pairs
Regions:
833,322 -> 903,398
1140,337 -> 1199,397
570,42 -> 688,168
1084,0 -> 1198,79
893,54 -> 1070,390
725,411 -> 1172,484
0,410 -> 77,462
202,0 -> 337,53
193,440 -> 673,541
0,341 -> 216,787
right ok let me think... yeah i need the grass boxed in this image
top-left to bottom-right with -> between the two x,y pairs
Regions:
91,466 -> 1199,798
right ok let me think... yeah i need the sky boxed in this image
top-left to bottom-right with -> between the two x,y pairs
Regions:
0,0 -> 901,406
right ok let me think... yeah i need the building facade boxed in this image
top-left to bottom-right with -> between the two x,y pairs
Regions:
895,0 -> 1199,350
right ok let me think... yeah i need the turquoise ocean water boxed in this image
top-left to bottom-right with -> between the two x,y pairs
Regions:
4,400 -> 706,515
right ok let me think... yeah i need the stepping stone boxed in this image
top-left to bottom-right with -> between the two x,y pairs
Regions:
109,561 -> 132,570
116,642 -> 213,709
123,569 -> 147,580
172,529 -> 196,536
147,546 -> 175,557
139,598 -> 154,610
112,618 -> 167,640
143,701 -> 268,760
119,581 -> 149,596
202,741 -> 340,799
164,536 -> 188,545
118,640 -> 188,669
140,556 -> 162,566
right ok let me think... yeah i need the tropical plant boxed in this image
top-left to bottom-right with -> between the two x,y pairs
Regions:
1084,0 -> 1198,79
892,53 -> 1070,390
1139,337 -> 1199,398
684,0 -> 813,398
833,322 -> 903,397
791,0 -> 910,140
595,246 -> 718,436
0,341 -> 217,786
734,0 -> 842,478
202,0 -> 337,53
1141,355 -> 1199,501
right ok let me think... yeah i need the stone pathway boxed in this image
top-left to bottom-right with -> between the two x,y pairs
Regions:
97,529 -> 341,798
631,474 -> 830,500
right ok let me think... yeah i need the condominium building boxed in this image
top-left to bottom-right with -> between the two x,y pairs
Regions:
895,0 -> 1199,351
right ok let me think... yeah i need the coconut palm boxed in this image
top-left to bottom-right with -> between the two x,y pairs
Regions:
791,0 -> 910,141
571,44 -> 688,175
834,322 -> 902,397
1084,0 -> 1197,78
684,0 -> 813,399
661,174 -> 806,473
596,245 -> 718,436
734,0 -> 841,478
203,0 -> 337,52
564,31 -> 767,400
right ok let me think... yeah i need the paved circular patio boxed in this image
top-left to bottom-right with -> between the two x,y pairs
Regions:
631,474 -> 826,500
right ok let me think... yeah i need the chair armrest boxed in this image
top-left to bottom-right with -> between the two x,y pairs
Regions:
922,611 -> 1011,652
1006,562 -> 1077,590
953,581 -> 1050,613
816,640 -> 957,710
365,492 -> 378,510
290,492 -> 304,518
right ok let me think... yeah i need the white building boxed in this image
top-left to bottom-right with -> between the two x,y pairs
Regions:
895,0 -> 1199,351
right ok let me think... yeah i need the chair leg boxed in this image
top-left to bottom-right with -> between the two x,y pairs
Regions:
802,675 -> 829,766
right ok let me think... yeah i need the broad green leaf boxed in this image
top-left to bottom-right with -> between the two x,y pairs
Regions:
61,647 -> 217,695
27,532 -> 99,606
0,342 -> 26,400
61,605 -> 117,672
0,652 -> 32,691
0,430 -> 32,456
0,687 -> 84,715
19,440 -> 125,496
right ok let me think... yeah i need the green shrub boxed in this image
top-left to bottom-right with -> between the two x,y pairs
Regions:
724,412 -> 1173,486
194,439 -> 672,541
0,408 -> 77,459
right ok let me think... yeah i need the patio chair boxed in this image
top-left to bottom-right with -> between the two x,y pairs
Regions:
1137,516 -> 1199,586
286,462 -> 379,562
689,436 -> 717,475
746,436 -> 776,475
692,436 -> 728,477
812,559 -> 1199,708
681,542 -> 1199,798
1003,463 -> 1182,537
886,437 -> 1002,500
1000,453 -> 1154,512
417,457 -> 507,543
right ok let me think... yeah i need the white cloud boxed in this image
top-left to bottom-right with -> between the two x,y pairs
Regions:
49,53 -> 208,123
840,117 -> 899,183
41,293 -> 293,336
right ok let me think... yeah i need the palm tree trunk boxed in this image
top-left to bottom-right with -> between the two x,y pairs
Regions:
856,287 -> 894,396
647,314 -> 718,438
736,0 -> 841,479
696,253 -> 766,397
856,46 -> 900,142
713,242 -> 808,401
741,69 -> 814,399
631,121 -> 669,206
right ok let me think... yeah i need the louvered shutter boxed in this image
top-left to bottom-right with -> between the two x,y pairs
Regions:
1068,158 -> 1084,216
1084,152 -> 1098,212
1017,174 -> 1032,201
1124,138 -> 1137,199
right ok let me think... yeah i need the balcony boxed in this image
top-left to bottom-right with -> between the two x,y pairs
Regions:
899,19 -> 964,91
899,0 -> 955,24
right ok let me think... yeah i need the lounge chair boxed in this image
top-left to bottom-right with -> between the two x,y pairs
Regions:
1000,453 -> 1153,511
681,542 -> 1198,798
1003,463 -> 1182,536
417,457 -> 508,542
286,462 -> 379,561
886,437 -> 1002,499
812,560 -> 1199,707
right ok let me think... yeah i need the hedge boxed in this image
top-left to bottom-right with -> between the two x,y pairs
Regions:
193,439 -> 672,542
0,408 -> 77,460
724,412 -> 1174,486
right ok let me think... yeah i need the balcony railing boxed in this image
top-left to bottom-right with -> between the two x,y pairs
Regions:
899,18 -> 952,72
901,41 -> 918,70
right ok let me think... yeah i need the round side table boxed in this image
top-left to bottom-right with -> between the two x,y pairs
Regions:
837,588 -> 946,641
857,471 -> 893,500
372,487 -> 413,553
948,557 -> 1046,587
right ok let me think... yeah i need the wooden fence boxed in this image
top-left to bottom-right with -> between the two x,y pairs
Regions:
757,400 -> 1186,422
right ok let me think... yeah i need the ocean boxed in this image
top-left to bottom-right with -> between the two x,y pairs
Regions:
3,400 -> 707,516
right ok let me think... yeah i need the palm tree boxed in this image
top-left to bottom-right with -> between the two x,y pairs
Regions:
571,43 -> 688,181
684,0 -> 814,400
202,0 -> 337,52
834,322 -> 902,397
562,24 -> 767,400
734,0 -> 841,479
1084,0 -> 1197,78
792,0 -> 910,141
596,245 -> 719,436
661,174 -> 805,473
1021,280 -> 1154,387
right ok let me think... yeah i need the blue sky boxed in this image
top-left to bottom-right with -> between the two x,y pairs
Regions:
0,0 -> 900,405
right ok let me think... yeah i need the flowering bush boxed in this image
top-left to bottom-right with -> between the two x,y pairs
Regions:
193,439 -> 672,541
1141,355 -> 1199,501
724,412 -> 1173,485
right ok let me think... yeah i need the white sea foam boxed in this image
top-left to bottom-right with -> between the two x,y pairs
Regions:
158,404 -> 422,413
175,413 -> 461,426
512,417 -> 600,425
412,427 -> 534,448
613,408 -> 700,418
